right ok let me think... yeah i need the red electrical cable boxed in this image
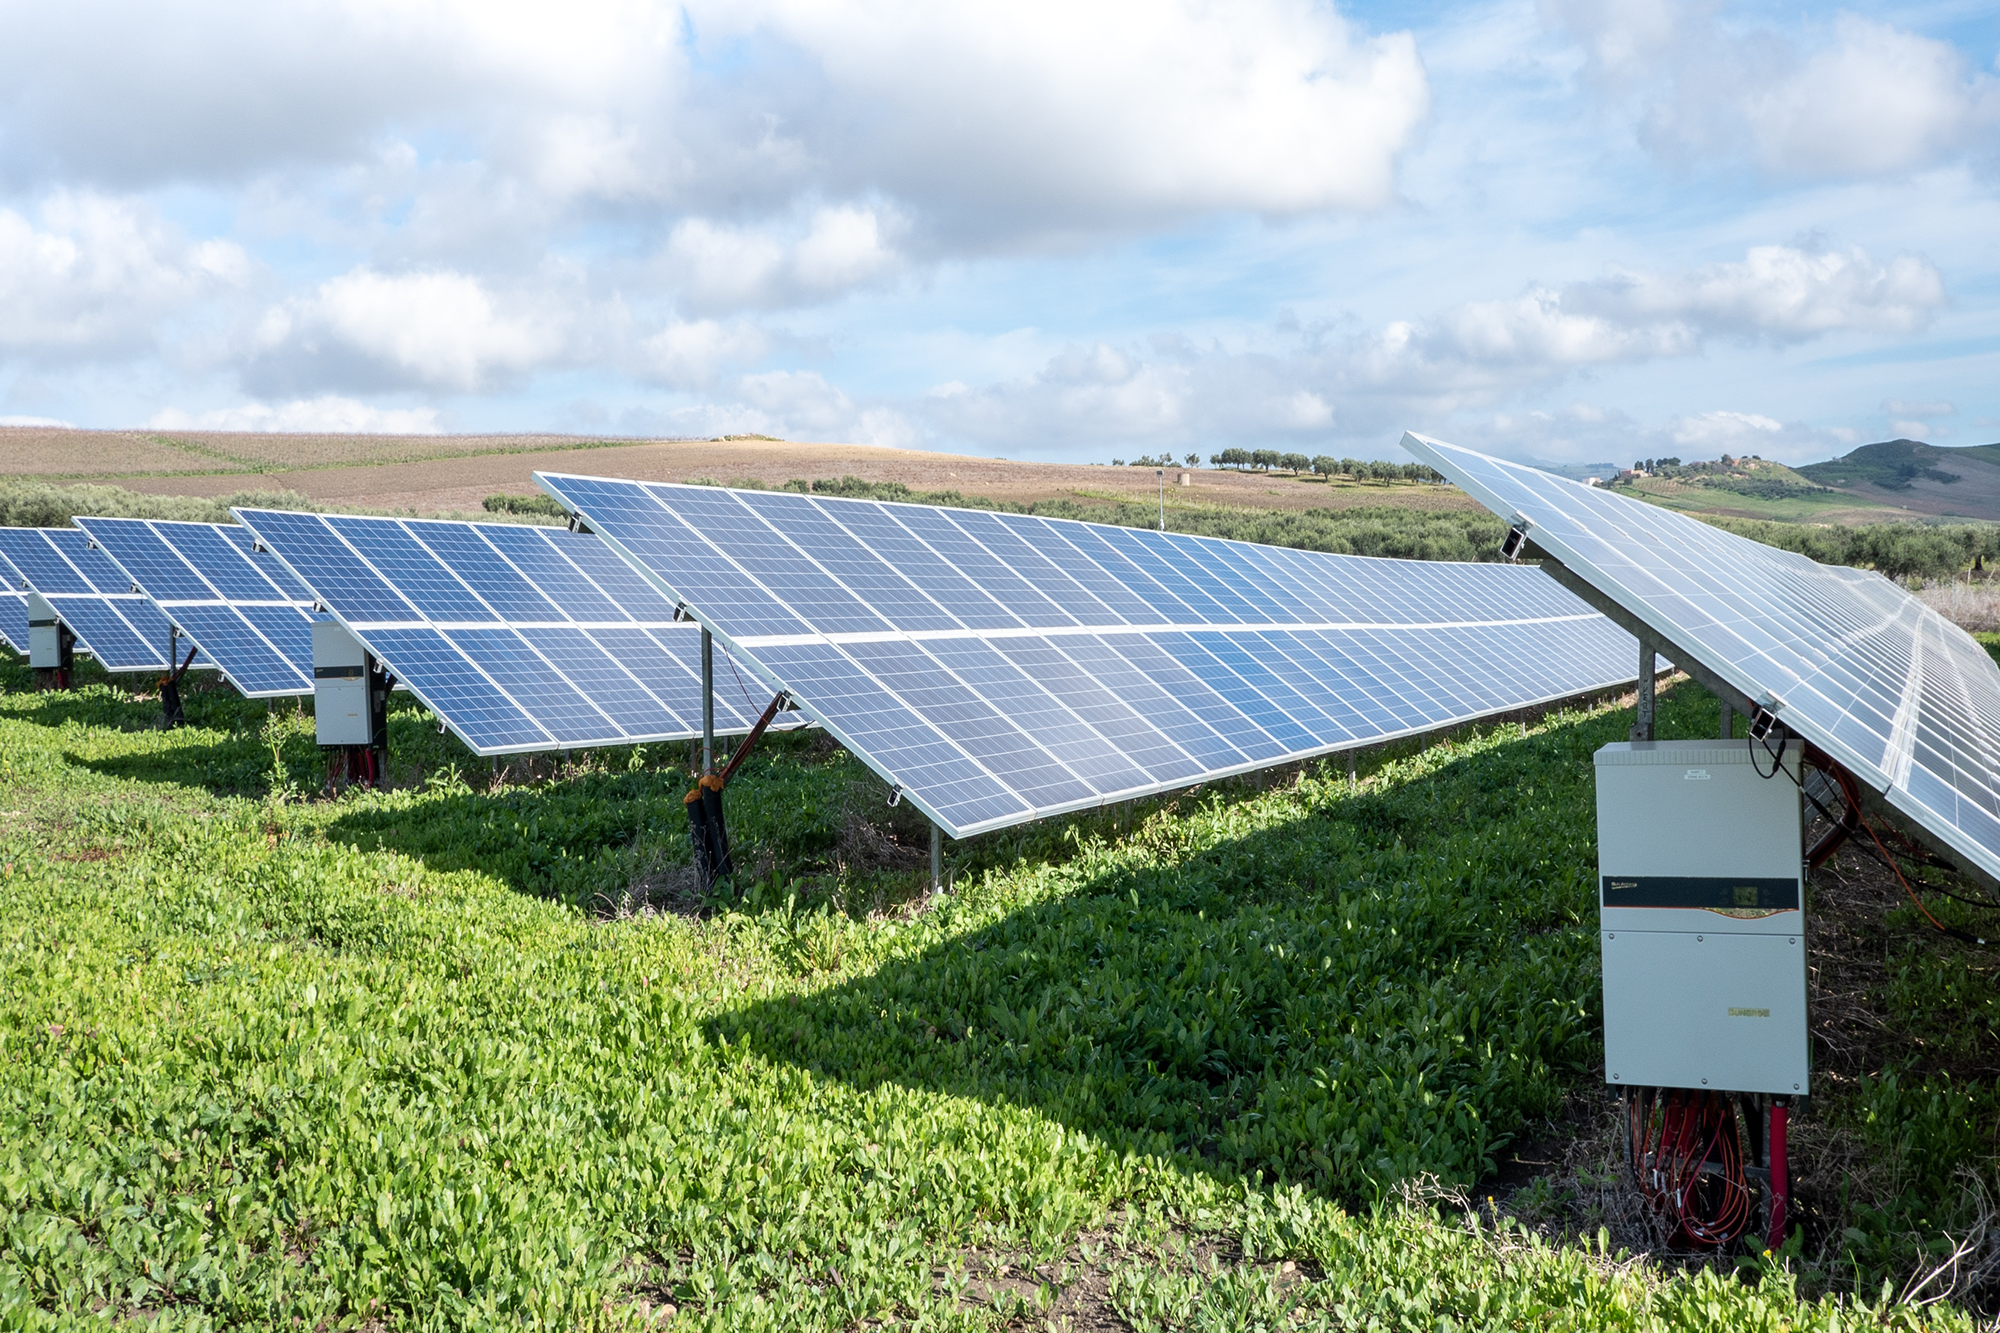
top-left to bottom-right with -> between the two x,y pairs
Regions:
1628,1089 -> 1756,1246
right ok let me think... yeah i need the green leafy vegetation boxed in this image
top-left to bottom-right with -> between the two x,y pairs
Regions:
768,475 -> 1509,562
0,653 -> 1987,1328
1798,440 -> 1967,492
0,479 -> 320,529
1700,516 -> 2000,581
481,492 -> 571,521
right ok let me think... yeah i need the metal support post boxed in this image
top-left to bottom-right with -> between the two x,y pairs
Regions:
1630,637 -> 1656,742
931,822 -> 943,895
1156,468 -> 1165,532
701,628 -> 715,775
1720,700 -> 1735,739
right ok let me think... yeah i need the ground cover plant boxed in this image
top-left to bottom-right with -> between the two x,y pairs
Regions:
0,652 -> 1991,1330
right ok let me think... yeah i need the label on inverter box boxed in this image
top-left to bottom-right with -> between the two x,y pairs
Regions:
1600,876 -> 1799,913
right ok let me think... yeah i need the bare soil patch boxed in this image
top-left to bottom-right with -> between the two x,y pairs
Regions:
1,428 -> 1481,517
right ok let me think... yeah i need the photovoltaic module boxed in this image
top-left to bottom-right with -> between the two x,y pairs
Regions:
533,472 -> 1647,837
77,517 -> 321,698
232,509 -> 791,754
0,527 -> 191,672
1402,430 -> 2000,884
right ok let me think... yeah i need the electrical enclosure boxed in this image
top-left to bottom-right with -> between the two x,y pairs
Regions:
313,621 -> 376,746
27,592 -> 63,669
1596,740 -> 1807,1095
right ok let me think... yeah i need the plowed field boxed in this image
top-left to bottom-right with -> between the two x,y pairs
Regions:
0,426 -> 1476,515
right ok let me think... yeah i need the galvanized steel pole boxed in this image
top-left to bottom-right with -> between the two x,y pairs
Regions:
1631,637 -> 1656,742
701,628 -> 715,774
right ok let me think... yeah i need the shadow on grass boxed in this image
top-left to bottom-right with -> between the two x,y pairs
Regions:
705,685 -> 1723,1205
321,731 -> 858,904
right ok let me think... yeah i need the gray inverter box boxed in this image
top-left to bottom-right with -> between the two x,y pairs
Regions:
1595,740 -> 1808,1096
26,592 -> 63,668
313,621 -> 374,746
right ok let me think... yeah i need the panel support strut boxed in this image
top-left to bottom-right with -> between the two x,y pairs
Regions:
701,628 -> 715,776
1632,637 -> 1656,742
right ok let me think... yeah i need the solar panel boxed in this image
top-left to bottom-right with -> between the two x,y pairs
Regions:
1400,430 -> 2000,885
75,517 -> 321,698
0,548 -> 27,654
532,473 -> 1647,838
0,527 -> 188,672
230,510 -> 783,754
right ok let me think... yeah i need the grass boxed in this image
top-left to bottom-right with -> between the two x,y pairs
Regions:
1,656 -> 1993,1329
1614,475 -> 1894,523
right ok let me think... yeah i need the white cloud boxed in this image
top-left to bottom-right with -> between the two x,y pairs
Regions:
246,268 -> 570,393
1669,409 -> 1783,451
659,203 -> 906,313
698,0 -> 1430,230
637,319 -> 770,389
1743,18 -> 1995,177
1347,243 -> 1943,402
149,395 -> 442,434
1885,398 -> 1954,418
909,242 -> 1947,457
0,414 -> 76,428
1573,244 -> 1947,340
0,193 -> 250,360
1546,3 -> 1999,179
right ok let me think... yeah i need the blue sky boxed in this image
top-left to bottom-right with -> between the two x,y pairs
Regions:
0,0 -> 1995,467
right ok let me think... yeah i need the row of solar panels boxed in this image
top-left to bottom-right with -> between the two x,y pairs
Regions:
0,492 -> 1648,838
11,445 -> 1987,880
0,516 -> 779,748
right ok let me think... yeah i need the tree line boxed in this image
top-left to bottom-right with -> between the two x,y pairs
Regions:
1204,449 -> 1444,483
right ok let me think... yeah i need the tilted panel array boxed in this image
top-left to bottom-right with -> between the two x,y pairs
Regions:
0,549 -> 27,654
76,517 -> 323,698
534,472 -> 1643,837
1401,430 -> 2000,882
0,527 -> 189,671
232,509 -> 780,754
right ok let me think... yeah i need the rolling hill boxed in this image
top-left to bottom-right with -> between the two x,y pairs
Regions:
1796,438 -> 2000,519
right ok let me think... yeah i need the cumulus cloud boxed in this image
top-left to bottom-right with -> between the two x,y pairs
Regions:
148,395 -> 442,434
1345,242 -> 1943,403
0,193 -> 250,360
636,319 -> 771,389
915,241 -> 1948,455
659,203 -> 906,313
694,0 -> 1429,231
1545,2 -> 1999,178
0,0 -> 1428,244
244,267 -> 573,394
1884,398 -> 1954,418
734,369 -> 923,447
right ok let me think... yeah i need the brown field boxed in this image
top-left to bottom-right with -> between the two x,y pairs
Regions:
0,427 -> 1481,516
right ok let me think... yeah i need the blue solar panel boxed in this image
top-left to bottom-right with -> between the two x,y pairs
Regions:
233,510 -> 784,756
0,528 -> 182,671
534,472 -> 1647,837
77,518 -> 317,698
0,591 -> 27,654
1404,430 -> 2000,887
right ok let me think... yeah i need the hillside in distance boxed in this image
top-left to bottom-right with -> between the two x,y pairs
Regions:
1796,438 -> 2000,520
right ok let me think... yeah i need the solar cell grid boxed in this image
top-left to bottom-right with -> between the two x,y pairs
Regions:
535,472 -> 1648,836
0,527 -> 184,671
233,509 -> 787,755
1401,430 -> 2000,885
77,517 -> 319,697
